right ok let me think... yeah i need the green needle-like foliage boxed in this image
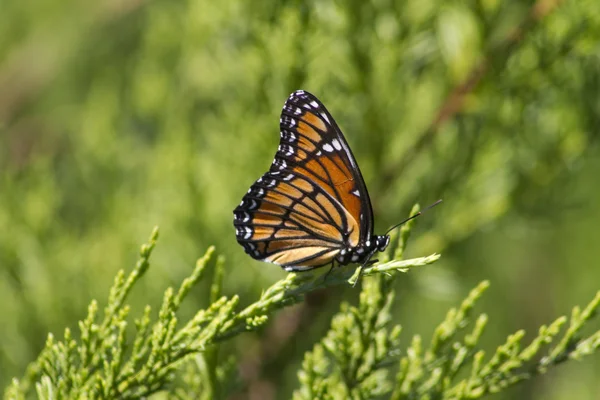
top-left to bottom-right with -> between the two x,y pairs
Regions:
3,0 -> 600,397
4,207 -> 600,399
295,279 -> 600,400
293,207 -> 600,400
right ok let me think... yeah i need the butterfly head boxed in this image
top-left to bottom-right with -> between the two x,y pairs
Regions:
375,235 -> 390,252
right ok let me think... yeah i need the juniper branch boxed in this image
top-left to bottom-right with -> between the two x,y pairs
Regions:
6,215 -> 439,399
6,208 -> 599,400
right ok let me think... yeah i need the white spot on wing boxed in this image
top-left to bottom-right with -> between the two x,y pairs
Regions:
323,143 -> 334,152
281,131 -> 296,142
332,138 -> 342,150
321,113 -> 330,124
285,265 -> 314,271
352,189 -> 360,197
310,100 -> 319,108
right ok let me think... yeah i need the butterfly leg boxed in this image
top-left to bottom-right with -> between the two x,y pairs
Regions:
323,260 -> 336,282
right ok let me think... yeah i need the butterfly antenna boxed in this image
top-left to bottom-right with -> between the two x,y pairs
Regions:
385,199 -> 443,235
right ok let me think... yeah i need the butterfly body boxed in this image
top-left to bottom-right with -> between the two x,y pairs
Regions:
334,235 -> 390,266
234,90 -> 389,272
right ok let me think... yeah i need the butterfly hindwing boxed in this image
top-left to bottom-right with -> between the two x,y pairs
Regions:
233,170 -> 345,270
234,90 -> 376,271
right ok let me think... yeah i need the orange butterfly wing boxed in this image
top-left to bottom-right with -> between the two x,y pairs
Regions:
234,90 -> 375,271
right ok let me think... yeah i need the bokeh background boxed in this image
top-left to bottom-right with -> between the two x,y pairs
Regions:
1,0 -> 599,398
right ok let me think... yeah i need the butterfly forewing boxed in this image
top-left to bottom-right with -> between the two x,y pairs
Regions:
233,90 -> 376,271
280,91 -> 374,240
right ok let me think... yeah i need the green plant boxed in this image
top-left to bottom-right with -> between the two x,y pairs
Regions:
5,206 -> 599,399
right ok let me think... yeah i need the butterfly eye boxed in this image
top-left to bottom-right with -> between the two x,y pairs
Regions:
377,236 -> 390,252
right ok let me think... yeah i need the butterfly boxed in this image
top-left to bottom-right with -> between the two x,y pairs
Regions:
233,90 -> 392,273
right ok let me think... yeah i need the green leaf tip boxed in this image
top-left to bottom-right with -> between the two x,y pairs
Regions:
174,246 -> 216,309
352,253 -> 441,284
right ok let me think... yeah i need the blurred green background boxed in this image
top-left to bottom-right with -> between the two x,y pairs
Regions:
1,0 -> 599,398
